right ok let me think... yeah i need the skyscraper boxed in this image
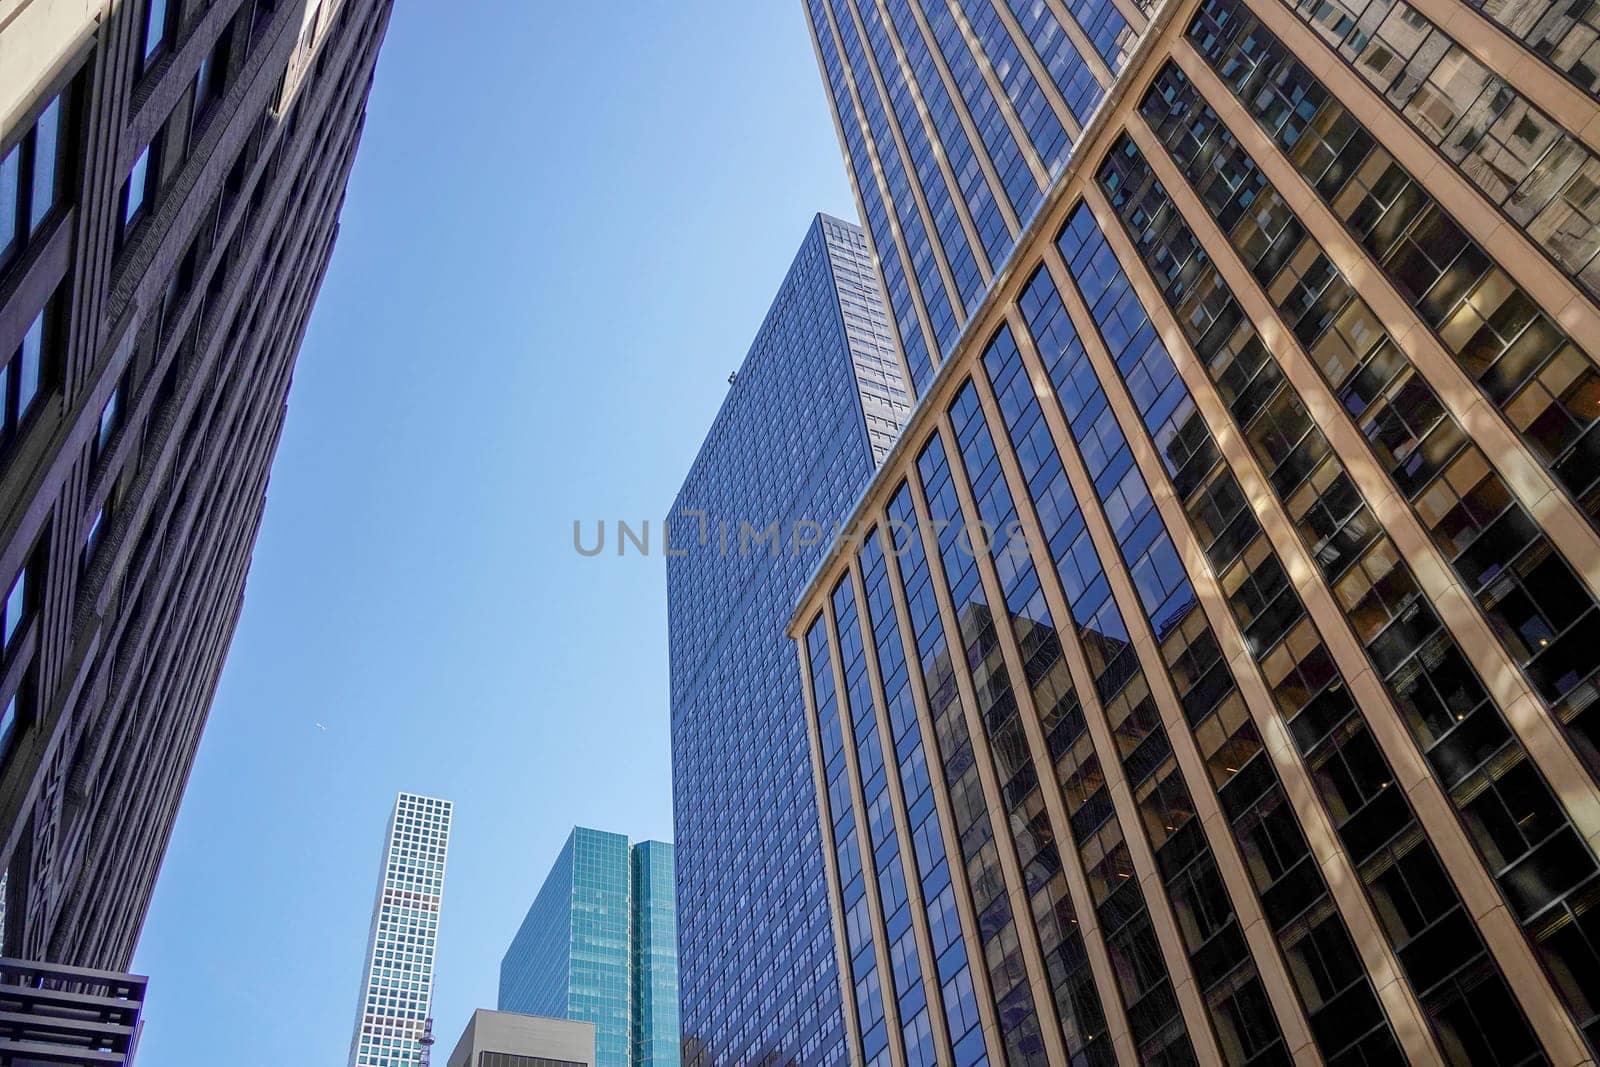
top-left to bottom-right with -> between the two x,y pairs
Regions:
803,0 -> 1144,396
0,0 -> 394,973
629,840 -> 678,1067
794,0 -> 1600,1063
349,792 -> 453,1067
666,213 -> 909,1066
498,828 -> 679,1067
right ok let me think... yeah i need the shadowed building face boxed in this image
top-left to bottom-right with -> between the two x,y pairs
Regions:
0,0 -> 397,977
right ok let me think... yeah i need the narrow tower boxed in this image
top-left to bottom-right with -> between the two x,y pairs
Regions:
348,793 -> 453,1067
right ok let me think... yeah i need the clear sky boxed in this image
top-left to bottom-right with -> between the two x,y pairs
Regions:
128,3 -> 856,1062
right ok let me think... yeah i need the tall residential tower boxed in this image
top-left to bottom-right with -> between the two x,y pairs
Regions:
348,792 -> 453,1067
666,213 -> 908,1066
0,0 -> 395,972
498,827 -> 679,1067
794,0 -> 1600,1063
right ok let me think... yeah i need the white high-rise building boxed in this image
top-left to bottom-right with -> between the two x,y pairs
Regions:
348,792 -> 453,1067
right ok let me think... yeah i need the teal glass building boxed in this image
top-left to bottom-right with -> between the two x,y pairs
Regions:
498,828 -> 679,1067
631,841 -> 679,1067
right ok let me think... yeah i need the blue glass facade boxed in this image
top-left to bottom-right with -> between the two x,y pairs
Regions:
499,828 -> 679,1067
804,0 -> 1145,386
632,842 -> 679,1067
667,214 -> 908,1067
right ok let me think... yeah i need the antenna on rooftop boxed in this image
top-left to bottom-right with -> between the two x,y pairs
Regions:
419,1017 -> 435,1067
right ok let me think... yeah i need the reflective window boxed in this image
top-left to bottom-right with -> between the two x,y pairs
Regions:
809,0 -> 939,389
1124,72 -> 1600,1041
1287,0 -> 1600,295
2,565 -> 27,648
1182,4 -> 1600,779
1061,192 -> 1534,1063
859,0 -> 986,311
2,294 -> 57,450
123,144 -> 154,231
668,218 -> 907,1067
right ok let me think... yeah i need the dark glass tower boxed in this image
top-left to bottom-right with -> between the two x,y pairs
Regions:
667,214 -> 908,1067
0,0 -> 393,973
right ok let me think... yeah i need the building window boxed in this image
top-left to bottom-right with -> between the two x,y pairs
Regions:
1,90 -> 70,273
121,143 -> 156,238
2,563 -> 29,650
142,0 -> 172,65
82,506 -> 104,566
0,147 -> 15,265
95,381 -> 123,459
0,670 -> 32,773
0,690 -> 16,758
28,98 -> 62,234
2,299 -> 51,449
193,32 -> 232,132
195,54 -> 217,115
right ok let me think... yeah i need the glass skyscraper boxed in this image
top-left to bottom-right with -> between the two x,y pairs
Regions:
792,0 -> 1600,1063
499,827 -> 679,1067
666,213 -> 909,1067
803,0 -> 1145,395
348,792 -> 453,1067
631,841 -> 679,1067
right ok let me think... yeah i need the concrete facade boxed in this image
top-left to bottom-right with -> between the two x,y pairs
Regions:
0,0 -> 393,972
445,1010 -> 596,1067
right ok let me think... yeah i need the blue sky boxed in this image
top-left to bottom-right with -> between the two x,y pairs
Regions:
129,4 -> 855,1062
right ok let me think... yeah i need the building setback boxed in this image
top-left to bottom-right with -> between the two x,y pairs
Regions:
499,828 -> 680,1067
348,792 -> 452,1067
794,0 -> 1600,1064
666,213 -> 908,1067
0,0 -> 393,973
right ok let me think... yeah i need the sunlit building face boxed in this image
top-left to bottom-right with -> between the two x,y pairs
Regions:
794,0 -> 1600,1062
